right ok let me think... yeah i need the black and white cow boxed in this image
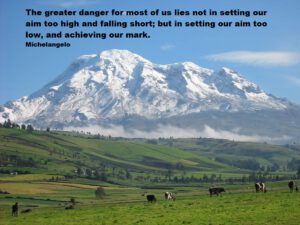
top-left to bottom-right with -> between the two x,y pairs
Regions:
288,180 -> 298,192
209,187 -> 225,197
146,194 -> 156,203
164,192 -> 176,201
255,182 -> 267,193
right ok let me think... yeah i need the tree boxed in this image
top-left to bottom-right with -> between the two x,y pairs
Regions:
75,167 -> 81,176
146,139 -> 158,145
165,169 -> 173,181
95,171 -> 107,181
95,186 -> 105,199
287,158 -> 300,170
210,174 -> 217,183
173,176 -> 179,183
175,162 -> 185,171
26,124 -> 34,132
271,163 -> 279,171
3,119 -> 12,128
46,127 -> 50,132
202,174 -> 209,182
11,123 -> 19,128
125,169 -> 131,179
86,168 -> 92,177
297,166 -> 300,178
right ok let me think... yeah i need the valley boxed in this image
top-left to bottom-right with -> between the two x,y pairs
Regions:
1,127 -> 300,224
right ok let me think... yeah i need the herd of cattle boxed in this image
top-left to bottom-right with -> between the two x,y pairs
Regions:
145,180 -> 299,202
10,180 -> 299,216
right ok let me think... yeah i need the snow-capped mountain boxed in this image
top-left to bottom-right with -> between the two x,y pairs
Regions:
1,49 -> 299,142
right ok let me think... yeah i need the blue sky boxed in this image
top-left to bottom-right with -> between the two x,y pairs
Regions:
0,0 -> 300,104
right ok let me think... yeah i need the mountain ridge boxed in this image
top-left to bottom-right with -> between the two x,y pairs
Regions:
1,49 -> 299,142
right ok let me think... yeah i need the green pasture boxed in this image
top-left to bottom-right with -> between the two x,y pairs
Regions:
1,188 -> 300,225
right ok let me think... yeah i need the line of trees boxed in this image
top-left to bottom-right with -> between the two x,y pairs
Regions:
214,157 -> 281,172
134,171 -> 300,184
72,165 -> 133,182
0,153 -> 37,167
0,119 -> 34,132
70,163 -> 300,185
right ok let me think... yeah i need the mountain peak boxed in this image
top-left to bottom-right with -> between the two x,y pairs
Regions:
99,49 -> 149,63
1,49 -> 298,142
221,67 -> 235,73
77,54 -> 98,61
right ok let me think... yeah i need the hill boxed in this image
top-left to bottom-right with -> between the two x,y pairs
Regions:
1,128 -> 299,186
156,137 -> 300,171
0,128 -> 232,186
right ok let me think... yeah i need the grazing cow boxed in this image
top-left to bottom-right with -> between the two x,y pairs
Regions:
12,202 -> 18,217
209,187 -> 225,197
21,209 -> 32,213
288,180 -> 298,192
164,192 -> 176,201
65,205 -> 74,210
255,182 -> 260,192
255,182 -> 267,193
146,194 -> 156,203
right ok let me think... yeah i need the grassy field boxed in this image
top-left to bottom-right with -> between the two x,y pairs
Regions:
1,187 -> 300,225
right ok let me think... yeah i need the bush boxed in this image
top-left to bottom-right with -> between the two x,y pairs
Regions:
95,186 -> 105,199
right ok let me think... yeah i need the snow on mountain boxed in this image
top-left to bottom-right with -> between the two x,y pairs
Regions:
0,49 -> 299,141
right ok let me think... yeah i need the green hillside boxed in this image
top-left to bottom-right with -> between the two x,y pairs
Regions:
0,128 -> 234,184
157,137 -> 300,172
1,128 -> 300,186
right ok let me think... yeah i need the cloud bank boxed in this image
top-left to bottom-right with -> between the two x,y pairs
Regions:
206,51 -> 300,66
64,124 -> 290,143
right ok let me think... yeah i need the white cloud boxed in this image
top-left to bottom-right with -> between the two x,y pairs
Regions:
160,43 -> 175,51
206,51 -> 300,66
64,124 -> 290,143
39,0 -> 97,8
